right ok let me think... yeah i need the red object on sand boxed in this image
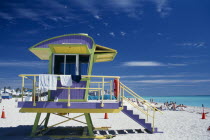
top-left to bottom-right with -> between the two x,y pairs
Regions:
1,106 -> 6,119
201,113 -> 206,119
104,113 -> 108,119
201,104 -> 206,119
207,126 -> 210,131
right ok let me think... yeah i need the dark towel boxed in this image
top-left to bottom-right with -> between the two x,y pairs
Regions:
72,75 -> 82,83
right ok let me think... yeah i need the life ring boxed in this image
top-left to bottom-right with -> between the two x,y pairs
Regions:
113,78 -> 120,98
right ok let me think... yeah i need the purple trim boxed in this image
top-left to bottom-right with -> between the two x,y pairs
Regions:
122,106 -> 159,133
34,35 -> 93,49
18,102 -> 121,109
50,81 -> 86,100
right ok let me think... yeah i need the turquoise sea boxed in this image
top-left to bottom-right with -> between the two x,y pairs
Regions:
140,95 -> 210,108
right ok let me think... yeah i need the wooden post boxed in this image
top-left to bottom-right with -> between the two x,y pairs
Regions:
84,113 -> 94,136
31,113 -> 41,136
44,113 -> 51,128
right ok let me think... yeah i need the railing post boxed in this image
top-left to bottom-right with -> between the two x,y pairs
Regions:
98,83 -> 100,100
39,89 -> 41,101
67,87 -> 71,107
21,76 -> 25,102
121,86 -> 124,107
110,80 -> 112,100
120,86 -> 122,102
117,79 -> 120,102
153,110 -> 155,132
33,76 -> 36,106
101,77 -> 104,107
147,107 -> 149,122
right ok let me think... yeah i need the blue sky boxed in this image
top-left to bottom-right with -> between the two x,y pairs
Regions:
0,0 -> 210,96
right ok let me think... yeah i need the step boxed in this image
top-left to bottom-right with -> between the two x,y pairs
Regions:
131,114 -> 140,120
122,105 -> 157,133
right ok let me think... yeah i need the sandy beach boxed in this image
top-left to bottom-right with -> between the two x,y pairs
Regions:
0,99 -> 210,140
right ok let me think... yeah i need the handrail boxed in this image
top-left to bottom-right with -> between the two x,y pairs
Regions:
123,87 -> 157,112
123,97 -> 153,118
120,82 -> 163,114
90,82 -> 111,83
19,74 -> 120,79
120,82 -> 163,132
19,74 -> 120,108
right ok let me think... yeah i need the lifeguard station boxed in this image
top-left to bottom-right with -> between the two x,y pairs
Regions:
17,34 -> 162,139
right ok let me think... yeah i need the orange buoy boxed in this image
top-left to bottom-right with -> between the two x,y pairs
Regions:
104,113 -> 108,119
113,79 -> 120,98
1,106 -> 6,119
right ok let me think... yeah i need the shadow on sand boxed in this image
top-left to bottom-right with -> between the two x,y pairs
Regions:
0,125 -> 149,140
0,125 -> 94,140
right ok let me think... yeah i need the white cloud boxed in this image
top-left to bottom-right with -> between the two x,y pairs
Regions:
74,0 -> 99,16
103,23 -> 109,26
24,29 -> 39,34
0,0 -> 172,26
123,61 -> 164,66
177,42 -> 206,48
150,0 -> 172,17
0,0 -> 77,24
75,0 -> 143,19
123,61 -> 187,67
15,8 -> 40,21
94,15 -> 101,19
109,32 -> 115,37
0,61 -> 47,67
121,74 -> 187,78
166,85 -> 195,87
88,25 -> 94,29
134,79 -> 210,84
167,55 -> 202,58
0,12 -> 13,20
120,31 -> 126,36
167,63 -> 187,66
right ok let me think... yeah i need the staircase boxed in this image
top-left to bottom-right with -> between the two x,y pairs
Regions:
122,106 -> 158,133
120,82 -> 163,133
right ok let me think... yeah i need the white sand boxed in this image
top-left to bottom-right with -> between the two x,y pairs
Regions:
0,99 -> 210,140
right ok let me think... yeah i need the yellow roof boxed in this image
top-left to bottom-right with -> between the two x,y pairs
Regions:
94,45 -> 117,63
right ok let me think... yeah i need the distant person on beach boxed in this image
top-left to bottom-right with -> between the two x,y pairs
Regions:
150,98 -> 158,105
176,104 -> 187,111
157,105 -> 163,111
171,103 -> 177,111
165,102 -> 170,110
139,101 -> 147,110
162,103 -> 168,110
181,104 -> 187,108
